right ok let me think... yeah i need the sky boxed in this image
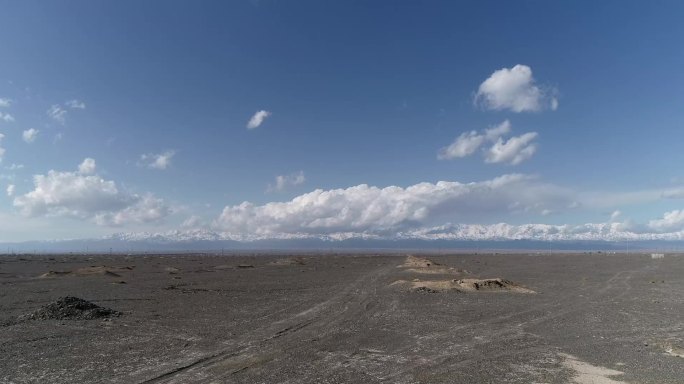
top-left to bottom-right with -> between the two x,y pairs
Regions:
1,0 -> 684,242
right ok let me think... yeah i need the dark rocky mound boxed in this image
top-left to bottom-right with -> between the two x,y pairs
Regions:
19,296 -> 121,321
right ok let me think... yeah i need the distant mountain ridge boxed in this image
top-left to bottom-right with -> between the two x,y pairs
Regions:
2,225 -> 684,253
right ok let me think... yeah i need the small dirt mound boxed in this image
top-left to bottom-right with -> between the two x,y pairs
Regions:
40,266 -> 133,278
453,278 -> 536,293
400,255 -> 439,269
19,297 -> 121,321
269,257 -> 307,266
392,278 -> 535,294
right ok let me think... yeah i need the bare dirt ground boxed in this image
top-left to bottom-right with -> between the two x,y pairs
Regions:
1,252 -> 683,383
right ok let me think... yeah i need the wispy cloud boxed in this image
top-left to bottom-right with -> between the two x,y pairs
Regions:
6,184 -> 15,197
439,120 -> 512,160
47,99 -> 86,124
485,132 -> 538,165
0,133 -> 5,162
439,120 -> 538,165
475,64 -> 558,113
0,98 -> 12,108
140,150 -> 175,170
65,99 -> 86,109
247,110 -> 271,129
268,171 -> 305,192
47,104 -> 68,124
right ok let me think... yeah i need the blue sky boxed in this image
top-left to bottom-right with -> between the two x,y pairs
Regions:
1,1 -> 684,242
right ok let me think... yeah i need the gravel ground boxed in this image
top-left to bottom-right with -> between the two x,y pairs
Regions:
1,252 -> 683,383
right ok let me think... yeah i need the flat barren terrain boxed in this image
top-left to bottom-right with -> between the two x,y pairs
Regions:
1,252 -> 683,383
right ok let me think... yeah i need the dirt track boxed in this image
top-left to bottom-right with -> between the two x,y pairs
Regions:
1,252 -> 683,383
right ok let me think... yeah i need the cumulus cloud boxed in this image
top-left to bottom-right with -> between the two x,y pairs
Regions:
475,64 -> 558,112
0,111 -> 14,122
268,171 -> 306,192
247,110 -> 271,129
78,158 -> 96,174
22,128 -> 39,143
485,132 -> 538,165
140,150 -> 175,170
439,120 -> 538,165
648,210 -> 684,233
5,163 -> 23,171
6,184 -> 15,197
13,159 -> 170,226
0,98 -> 11,108
65,99 -> 86,109
215,174 -> 573,236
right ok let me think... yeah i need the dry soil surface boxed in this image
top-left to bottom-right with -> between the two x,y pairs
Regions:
1,252 -> 683,383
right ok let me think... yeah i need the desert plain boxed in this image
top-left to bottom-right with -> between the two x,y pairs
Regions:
1,252 -> 683,383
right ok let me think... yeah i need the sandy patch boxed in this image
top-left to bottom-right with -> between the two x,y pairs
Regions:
560,353 -> 626,384
659,341 -> 684,358
164,266 -> 181,274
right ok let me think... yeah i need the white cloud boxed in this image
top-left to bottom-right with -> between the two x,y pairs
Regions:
484,119 -> 512,140
648,210 -> 684,233
0,133 -> 5,162
0,98 -> 11,108
485,132 -> 538,165
65,99 -> 86,109
5,163 -> 24,171
247,110 -> 271,129
22,128 -> 39,143
269,171 -> 306,192
94,194 -> 170,226
438,130 -> 486,159
475,64 -> 558,112
439,120 -> 537,165
181,215 -> 203,228
78,158 -> 96,174
47,104 -> 67,124
140,150 -> 175,170
13,159 -> 170,226
6,184 -> 15,197
215,174 -> 573,236
439,120 -> 513,160
0,112 -> 14,122
610,210 -> 622,221
661,188 -> 684,199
